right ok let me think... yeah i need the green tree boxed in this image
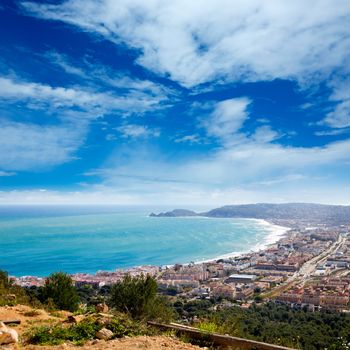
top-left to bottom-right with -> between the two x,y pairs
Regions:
0,269 -> 30,306
0,270 -> 10,289
109,274 -> 171,320
41,272 -> 80,311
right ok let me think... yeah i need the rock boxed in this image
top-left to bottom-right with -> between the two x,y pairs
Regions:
95,303 -> 109,313
0,323 -> 18,345
96,327 -> 113,340
96,312 -> 114,326
66,315 -> 77,323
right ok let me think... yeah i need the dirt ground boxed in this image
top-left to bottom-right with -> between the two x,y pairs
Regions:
24,336 -> 203,350
0,306 -> 202,350
0,305 -> 67,336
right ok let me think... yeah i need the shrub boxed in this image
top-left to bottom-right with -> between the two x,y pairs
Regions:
0,270 -> 30,306
40,272 -> 80,312
197,321 -> 220,333
25,318 -> 101,345
109,274 -> 157,319
25,314 -> 150,345
106,313 -> 149,338
109,275 -> 174,321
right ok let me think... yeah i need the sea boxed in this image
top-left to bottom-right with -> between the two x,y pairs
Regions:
0,205 -> 288,277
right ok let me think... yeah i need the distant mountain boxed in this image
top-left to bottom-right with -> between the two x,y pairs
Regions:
150,203 -> 350,225
149,209 -> 198,217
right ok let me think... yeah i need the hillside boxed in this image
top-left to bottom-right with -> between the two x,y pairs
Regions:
0,305 -> 200,350
150,209 -> 198,217
150,203 -> 350,225
25,336 -> 201,350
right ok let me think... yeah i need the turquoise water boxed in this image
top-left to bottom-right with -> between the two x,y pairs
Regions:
0,206 -> 276,277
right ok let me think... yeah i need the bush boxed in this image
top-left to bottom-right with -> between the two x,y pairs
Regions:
106,313 -> 149,338
109,274 -> 157,319
196,302 -> 350,350
0,270 -> 10,289
40,272 -> 80,312
25,318 -> 101,346
108,274 -> 174,321
0,270 -> 31,306
25,314 -> 150,346
197,321 -> 220,333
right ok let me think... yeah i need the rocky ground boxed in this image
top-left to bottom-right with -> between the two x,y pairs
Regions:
24,336 -> 202,350
0,306 -> 201,350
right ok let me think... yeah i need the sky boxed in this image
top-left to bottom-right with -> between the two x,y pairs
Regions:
0,0 -> 350,206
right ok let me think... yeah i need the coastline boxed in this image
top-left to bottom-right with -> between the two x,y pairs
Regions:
8,217 -> 291,279
192,218 -> 290,265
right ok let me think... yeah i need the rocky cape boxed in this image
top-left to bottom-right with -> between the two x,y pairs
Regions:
149,203 -> 350,225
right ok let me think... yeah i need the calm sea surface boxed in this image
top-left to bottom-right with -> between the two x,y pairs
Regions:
0,206 -> 279,276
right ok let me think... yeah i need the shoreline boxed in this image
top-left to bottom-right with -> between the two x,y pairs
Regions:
191,218 -> 290,265
10,218 -> 291,279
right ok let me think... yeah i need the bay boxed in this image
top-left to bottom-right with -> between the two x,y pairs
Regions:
0,205 -> 286,276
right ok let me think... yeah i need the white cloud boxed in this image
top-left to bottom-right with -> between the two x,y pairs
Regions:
44,51 -> 176,99
0,73 -> 170,171
315,128 -> 350,136
0,121 -> 84,171
91,132 -> 350,198
21,0 -> 350,88
116,124 -> 160,138
1,182 -> 349,205
45,51 -> 87,78
85,95 -> 350,201
250,125 -> 281,143
320,78 -> 350,128
174,134 -> 201,144
0,76 -> 167,116
323,100 -> 350,128
204,98 -> 250,141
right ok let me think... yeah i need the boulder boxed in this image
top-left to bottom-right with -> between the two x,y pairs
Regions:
95,303 -> 109,313
0,322 -> 18,345
96,327 -> 113,340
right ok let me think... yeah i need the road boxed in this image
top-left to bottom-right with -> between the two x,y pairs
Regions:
296,233 -> 347,283
264,233 -> 347,298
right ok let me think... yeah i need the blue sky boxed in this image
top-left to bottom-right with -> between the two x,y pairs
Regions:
0,0 -> 350,205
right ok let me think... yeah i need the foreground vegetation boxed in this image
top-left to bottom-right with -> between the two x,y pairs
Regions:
25,313 -> 151,346
192,302 -> 350,350
1,269 -> 350,349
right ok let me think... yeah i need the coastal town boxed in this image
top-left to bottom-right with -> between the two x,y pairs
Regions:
14,220 -> 350,313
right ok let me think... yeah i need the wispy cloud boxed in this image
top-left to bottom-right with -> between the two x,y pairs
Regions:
116,124 -> 160,138
323,99 -> 350,129
174,134 -> 201,144
315,127 -> 350,136
87,134 -> 350,191
0,70 -> 171,171
0,76 -> 168,116
21,0 -> 350,139
1,0 -> 349,204
44,50 -> 176,98
204,97 -> 251,142
21,0 -> 350,88
0,120 -> 84,171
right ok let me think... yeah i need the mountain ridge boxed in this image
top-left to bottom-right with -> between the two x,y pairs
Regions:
150,203 -> 350,225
